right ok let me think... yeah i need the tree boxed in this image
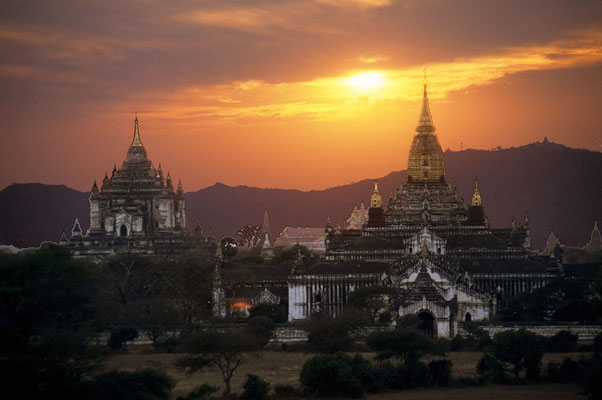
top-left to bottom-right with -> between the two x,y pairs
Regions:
81,368 -> 174,400
367,329 -> 444,366
219,237 -> 238,259
162,248 -> 215,326
237,225 -> 263,248
176,329 -> 258,395
248,303 -> 287,323
246,316 -> 276,346
0,243 -> 99,397
347,286 -> 400,322
491,329 -> 544,380
305,315 -> 353,353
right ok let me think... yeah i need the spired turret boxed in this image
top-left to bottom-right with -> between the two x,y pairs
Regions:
407,82 -> 445,183
466,179 -> 485,225
367,181 -> 385,227
126,117 -> 148,161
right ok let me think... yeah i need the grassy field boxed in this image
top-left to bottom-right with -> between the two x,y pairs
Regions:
102,349 -> 587,399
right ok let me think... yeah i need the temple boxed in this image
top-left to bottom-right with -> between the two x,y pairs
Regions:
283,81 -> 561,336
62,117 -> 214,256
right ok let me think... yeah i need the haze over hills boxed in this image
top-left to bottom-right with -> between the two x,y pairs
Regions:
1,140 -> 600,250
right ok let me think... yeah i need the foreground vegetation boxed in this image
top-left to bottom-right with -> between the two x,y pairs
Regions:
1,243 -> 601,400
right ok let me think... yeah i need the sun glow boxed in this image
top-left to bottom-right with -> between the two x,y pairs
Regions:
346,72 -> 385,91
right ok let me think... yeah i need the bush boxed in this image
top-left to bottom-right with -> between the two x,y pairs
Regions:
427,359 -> 452,386
246,316 -> 276,346
239,374 -> 270,400
248,304 -> 287,323
477,354 -> 506,383
579,353 -> 602,400
492,329 -> 544,380
396,314 -> 419,331
108,327 -> 139,352
273,384 -> 297,397
154,336 -> 181,353
454,376 -> 482,387
545,330 -> 578,352
559,358 -> 581,382
546,361 -> 561,382
451,335 -> 467,351
177,384 -> 219,400
82,368 -> 174,400
306,317 -> 352,353
594,331 -> 602,356
299,353 -> 364,398
373,361 -> 401,391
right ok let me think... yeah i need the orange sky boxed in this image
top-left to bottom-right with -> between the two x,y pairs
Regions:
1,0 -> 601,192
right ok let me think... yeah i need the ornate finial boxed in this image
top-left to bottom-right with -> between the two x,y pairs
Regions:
423,67 -> 427,94
113,163 -> 117,173
132,116 -> 142,147
524,212 -> 530,224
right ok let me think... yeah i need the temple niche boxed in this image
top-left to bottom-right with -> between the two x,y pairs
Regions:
62,117 -> 214,256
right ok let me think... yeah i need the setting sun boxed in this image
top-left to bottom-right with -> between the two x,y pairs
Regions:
346,72 -> 386,91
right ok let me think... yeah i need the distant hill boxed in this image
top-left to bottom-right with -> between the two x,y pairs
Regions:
1,140 -> 600,249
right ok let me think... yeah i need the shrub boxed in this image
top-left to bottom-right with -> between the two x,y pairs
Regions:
451,335 -> 467,351
299,353 -> 364,398
492,329 -> 544,380
367,329 -> 443,364
579,353 -> 602,400
82,368 -> 174,400
248,304 -> 287,323
559,358 -> 581,382
239,374 -> 270,400
396,314 -> 419,331
403,360 -> 429,388
546,361 -> 561,382
545,330 -> 578,352
454,376 -> 481,386
273,384 -> 297,397
427,359 -> 452,386
373,361 -> 401,391
154,336 -> 181,353
177,384 -> 219,400
594,331 -> 602,356
306,317 -> 352,353
476,354 -> 506,383
246,316 -> 276,347
108,327 -> 138,352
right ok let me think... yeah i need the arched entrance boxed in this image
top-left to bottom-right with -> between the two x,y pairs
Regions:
119,224 -> 128,236
465,312 -> 472,322
417,311 -> 436,337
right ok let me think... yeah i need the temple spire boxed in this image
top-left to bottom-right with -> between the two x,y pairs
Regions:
370,181 -> 383,208
471,178 -> 482,207
132,116 -> 143,147
417,70 -> 435,133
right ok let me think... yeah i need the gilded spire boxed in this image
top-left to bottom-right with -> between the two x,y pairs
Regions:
370,181 -> 383,208
417,71 -> 435,134
471,178 -> 482,207
132,116 -> 142,147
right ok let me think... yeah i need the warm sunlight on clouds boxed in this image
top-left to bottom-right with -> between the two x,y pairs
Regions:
115,30 -> 602,125
1,0 -> 601,192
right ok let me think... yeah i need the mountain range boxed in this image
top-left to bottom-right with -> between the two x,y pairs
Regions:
1,139 -> 600,250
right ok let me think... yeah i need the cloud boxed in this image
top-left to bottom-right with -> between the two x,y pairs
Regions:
110,29 -> 602,124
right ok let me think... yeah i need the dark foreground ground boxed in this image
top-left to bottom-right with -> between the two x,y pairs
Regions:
103,349 -> 588,399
